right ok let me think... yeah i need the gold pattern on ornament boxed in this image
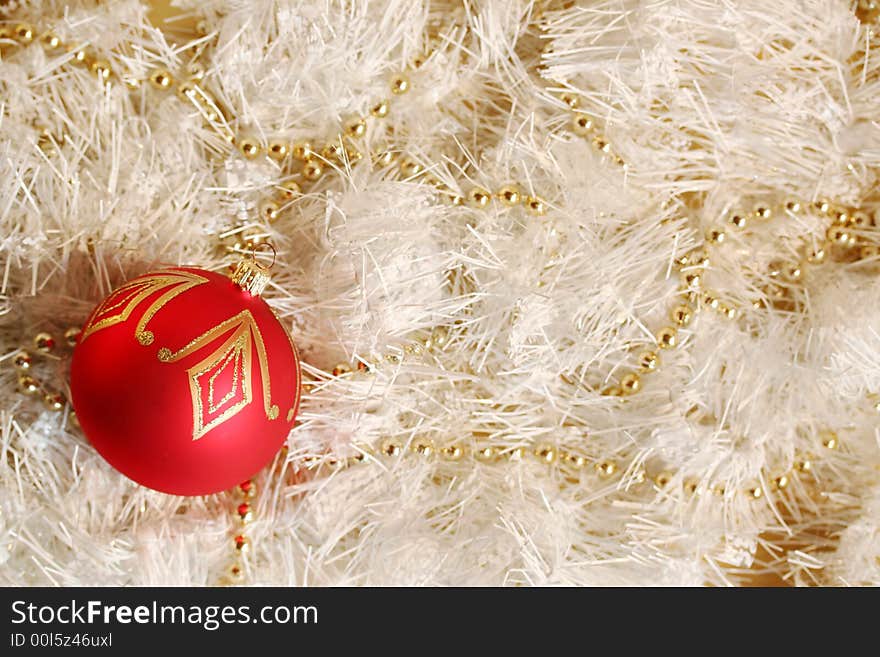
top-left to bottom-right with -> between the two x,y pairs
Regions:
80,270 -> 209,344
157,310 -> 279,441
278,309 -> 303,425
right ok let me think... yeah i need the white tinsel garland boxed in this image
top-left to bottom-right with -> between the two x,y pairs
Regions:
1,0 -> 879,586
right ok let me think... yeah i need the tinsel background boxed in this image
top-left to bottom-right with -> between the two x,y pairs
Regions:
2,0 -> 880,586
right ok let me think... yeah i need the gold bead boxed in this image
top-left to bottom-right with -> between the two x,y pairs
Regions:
149,68 -> 174,90
41,32 -> 63,49
370,100 -> 390,118
772,474 -> 789,490
228,563 -> 244,582
745,485 -> 763,499
729,213 -> 747,229
321,142 -> 344,162
526,197 -> 547,216
237,480 -> 256,498
450,194 -> 465,206
237,503 -> 252,523
785,264 -> 802,281
279,180 -> 302,199
795,457 -> 812,473
592,136 -> 611,153
860,244 -> 880,260
302,161 -> 323,181
13,351 -> 32,370
702,292 -> 720,310
706,228 -> 725,244
534,444 -> 557,464
238,138 -> 261,159
68,46 -> 88,64
601,385 -> 623,397
507,446 -> 526,460
400,158 -> 423,177
571,113 -> 594,136
833,209 -> 849,225
596,460 -> 616,477
90,59 -> 111,80
259,201 -> 280,223
332,363 -> 351,376
620,373 -> 641,395
721,305 -> 737,320
475,445 -> 497,462
431,326 -> 449,346
563,453 -> 588,470
559,92 -> 579,109
671,305 -> 693,326
372,150 -> 395,167
656,326 -> 677,349
467,187 -> 491,209
632,469 -> 647,485
14,24 -> 35,43
850,211 -> 872,228
18,375 -> 40,395
683,479 -> 699,495
345,117 -> 367,138
806,246 -> 826,264
292,141 -> 314,161
34,332 -> 56,353
820,430 -> 838,450
712,483 -> 726,496
497,184 -> 521,206
267,140 -> 289,161
813,199 -> 832,214
176,81 -> 196,101
414,439 -> 435,456
187,61 -> 206,81
784,199 -> 802,213
64,327 -> 80,347
233,535 -> 250,553
753,205 -> 772,220
380,439 -> 402,457
826,225 -> 853,246
441,444 -> 464,460
390,73 -> 410,94
411,53 -> 427,68
682,271 -> 701,288
638,350 -> 659,371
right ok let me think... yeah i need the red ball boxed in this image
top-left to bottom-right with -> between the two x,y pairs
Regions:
70,266 -> 301,495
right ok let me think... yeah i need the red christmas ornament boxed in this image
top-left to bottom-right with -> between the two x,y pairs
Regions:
70,260 -> 301,495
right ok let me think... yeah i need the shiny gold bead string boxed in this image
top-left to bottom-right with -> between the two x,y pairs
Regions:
222,478 -> 257,585
306,324 -> 857,503
2,20 -> 555,253
9,328 -> 81,419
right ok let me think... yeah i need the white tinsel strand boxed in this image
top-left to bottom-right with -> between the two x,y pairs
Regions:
0,0 -> 878,586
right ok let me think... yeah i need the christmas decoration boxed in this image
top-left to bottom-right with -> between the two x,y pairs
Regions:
2,0 -> 880,587
69,262 -> 301,495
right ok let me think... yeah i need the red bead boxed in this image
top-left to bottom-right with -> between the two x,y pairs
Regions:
70,267 -> 302,495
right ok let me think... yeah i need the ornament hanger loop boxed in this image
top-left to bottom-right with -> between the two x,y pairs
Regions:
250,242 -> 276,271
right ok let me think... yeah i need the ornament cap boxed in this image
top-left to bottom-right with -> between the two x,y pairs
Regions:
230,257 -> 271,296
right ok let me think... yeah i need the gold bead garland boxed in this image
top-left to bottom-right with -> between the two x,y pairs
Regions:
10,327 -> 81,418
305,326 -> 847,502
